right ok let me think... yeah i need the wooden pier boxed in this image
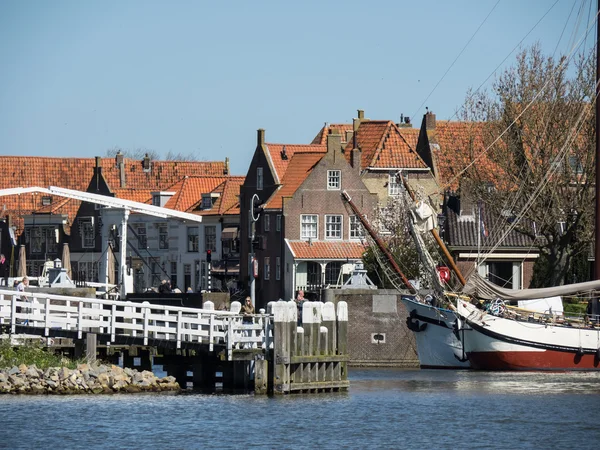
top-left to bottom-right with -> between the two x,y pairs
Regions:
0,289 -> 348,394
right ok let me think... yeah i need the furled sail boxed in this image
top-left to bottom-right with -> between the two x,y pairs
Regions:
463,272 -> 600,301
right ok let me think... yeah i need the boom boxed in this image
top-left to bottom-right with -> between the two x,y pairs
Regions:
342,191 -> 416,294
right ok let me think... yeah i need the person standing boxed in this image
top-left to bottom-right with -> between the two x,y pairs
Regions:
0,254 -> 8,287
16,276 -> 29,323
295,290 -> 305,325
241,296 -> 255,317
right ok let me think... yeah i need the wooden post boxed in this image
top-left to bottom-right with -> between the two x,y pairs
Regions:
322,302 -> 336,355
336,301 -> 348,383
254,359 -> 268,395
86,333 -> 97,364
272,301 -> 290,394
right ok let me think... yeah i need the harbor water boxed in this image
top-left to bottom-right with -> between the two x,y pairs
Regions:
2,368 -> 600,449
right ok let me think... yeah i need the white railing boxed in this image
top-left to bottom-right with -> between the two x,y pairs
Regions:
0,289 -> 271,360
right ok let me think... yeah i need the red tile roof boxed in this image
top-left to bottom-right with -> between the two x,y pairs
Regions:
265,143 -> 326,182
287,240 -> 367,259
163,176 -> 229,212
187,176 -> 245,216
263,153 -> 324,209
343,121 -> 428,170
432,121 -> 504,190
0,156 -> 228,232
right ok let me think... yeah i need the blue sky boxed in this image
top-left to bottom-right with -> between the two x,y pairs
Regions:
0,0 -> 594,175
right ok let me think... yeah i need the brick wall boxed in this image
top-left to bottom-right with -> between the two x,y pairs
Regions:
325,289 -> 419,367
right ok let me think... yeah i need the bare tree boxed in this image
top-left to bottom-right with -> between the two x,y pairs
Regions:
458,44 -> 596,287
104,147 -> 161,160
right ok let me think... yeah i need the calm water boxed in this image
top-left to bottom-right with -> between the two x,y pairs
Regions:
2,368 -> 600,449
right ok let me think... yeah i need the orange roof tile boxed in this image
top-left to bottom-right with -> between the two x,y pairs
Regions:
163,176 -> 229,212
265,143 -> 326,182
264,153 -> 324,209
0,156 -> 227,232
287,240 -> 367,259
343,121 -> 428,170
433,121 -> 504,190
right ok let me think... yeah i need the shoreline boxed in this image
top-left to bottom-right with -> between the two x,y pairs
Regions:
0,363 -> 180,395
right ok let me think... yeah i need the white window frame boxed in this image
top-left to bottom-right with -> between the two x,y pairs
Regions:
325,215 -> 343,240
81,217 -> 95,248
257,167 -> 263,191
136,225 -> 147,249
205,226 -> 217,252
187,226 -> 199,252
264,257 -> 270,280
300,214 -> 318,240
388,173 -> 401,196
159,224 -> 169,250
327,170 -> 341,190
349,215 -> 365,239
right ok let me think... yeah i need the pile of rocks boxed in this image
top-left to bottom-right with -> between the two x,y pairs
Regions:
0,363 -> 180,394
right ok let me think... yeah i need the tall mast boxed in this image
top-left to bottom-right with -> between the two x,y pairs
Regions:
596,0 -> 600,279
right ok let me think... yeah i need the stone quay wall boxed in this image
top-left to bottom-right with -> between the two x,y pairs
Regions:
0,363 -> 180,395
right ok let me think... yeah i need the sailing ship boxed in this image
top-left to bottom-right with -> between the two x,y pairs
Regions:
455,274 -> 600,370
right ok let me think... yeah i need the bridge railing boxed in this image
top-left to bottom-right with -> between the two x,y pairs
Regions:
0,289 -> 272,359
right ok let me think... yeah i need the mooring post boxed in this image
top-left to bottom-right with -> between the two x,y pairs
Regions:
254,358 -> 268,395
272,301 -> 290,394
86,333 -> 97,364
336,301 -> 348,383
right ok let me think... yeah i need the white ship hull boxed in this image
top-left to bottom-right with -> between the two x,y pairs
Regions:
456,300 -> 600,371
402,296 -> 470,369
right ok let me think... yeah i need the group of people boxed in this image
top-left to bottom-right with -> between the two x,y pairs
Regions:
158,279 -> 195,294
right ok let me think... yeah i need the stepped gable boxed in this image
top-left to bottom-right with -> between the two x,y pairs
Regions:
264,143 -> 326,183
311,123 -> 354,145
263,152 -> 324,210
342,121 -> 428,170
0,155 -> 227,232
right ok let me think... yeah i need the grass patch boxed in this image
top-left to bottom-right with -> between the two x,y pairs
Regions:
0,339 -> 83,370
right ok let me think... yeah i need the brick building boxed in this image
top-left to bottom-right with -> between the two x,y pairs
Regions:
240,129 -> 377,309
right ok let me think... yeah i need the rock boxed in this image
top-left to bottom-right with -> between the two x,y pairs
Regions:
58,367 -> 70,381
0,373 -> 7,383
18,363 -> 28,374
8,366 -> 20,376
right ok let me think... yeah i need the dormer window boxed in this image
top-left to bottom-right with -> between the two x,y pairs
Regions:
151,191 -> 175,208
200,193 -> 220,210
41,196 -> 52,206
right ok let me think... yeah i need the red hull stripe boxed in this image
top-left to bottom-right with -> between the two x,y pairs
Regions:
468,350 -> 600,371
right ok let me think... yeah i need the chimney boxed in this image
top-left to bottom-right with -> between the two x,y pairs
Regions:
351,148 -> 361,173
425,111 -> 436,130
257,128 -> 265,147
345,130 -> 354,144
357,109 -> 364,120
119,160 -> 126,188
142,153 -> 151,172
327,130 -> 342,159
115,150 -> 124,167
95,156 -> 102,171
224,157 -> 230,175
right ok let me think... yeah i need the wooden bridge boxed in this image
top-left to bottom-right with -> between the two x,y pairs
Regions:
0,288 -> 349,394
